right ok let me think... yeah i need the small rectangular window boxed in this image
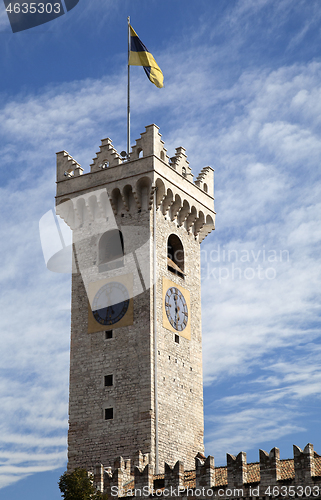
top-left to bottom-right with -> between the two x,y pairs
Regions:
105,408 -> 113,420
175,334 -> 179,344
104,374 -> 113,387
105,330 -> 113,339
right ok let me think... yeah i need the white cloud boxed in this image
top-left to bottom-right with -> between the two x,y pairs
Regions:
205,406 -> 305,464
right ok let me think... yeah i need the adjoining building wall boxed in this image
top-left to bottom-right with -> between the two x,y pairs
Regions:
67,209 -> 154,471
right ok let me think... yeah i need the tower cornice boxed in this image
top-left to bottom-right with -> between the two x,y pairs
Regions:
56,125 -> 215,242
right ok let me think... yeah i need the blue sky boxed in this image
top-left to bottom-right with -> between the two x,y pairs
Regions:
0,0 -> 321,498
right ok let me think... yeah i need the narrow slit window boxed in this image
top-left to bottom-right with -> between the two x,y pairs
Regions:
104,375 -> 113,387
105,408 -> 113,420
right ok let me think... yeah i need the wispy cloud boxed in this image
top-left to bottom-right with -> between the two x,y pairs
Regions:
205,406 -> 305,463
204,344 -> 321,463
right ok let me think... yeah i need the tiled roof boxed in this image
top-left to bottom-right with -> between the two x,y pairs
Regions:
213,466 -> 227,486
315,455 -> 321,475
247,462 -> 260,483
184,470 -> 196,488
280,459 -> 295,480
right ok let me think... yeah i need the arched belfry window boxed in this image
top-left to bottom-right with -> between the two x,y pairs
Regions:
167,234 -> 185,279
98,229 -> 124,272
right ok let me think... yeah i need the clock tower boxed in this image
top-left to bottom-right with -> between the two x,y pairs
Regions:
55,124 -> 215,473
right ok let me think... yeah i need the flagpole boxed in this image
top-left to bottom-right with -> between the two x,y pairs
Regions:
153,188 -> 159,475
127,16 -> 130,156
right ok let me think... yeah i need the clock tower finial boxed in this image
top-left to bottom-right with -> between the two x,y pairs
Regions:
56,124 -> 215,473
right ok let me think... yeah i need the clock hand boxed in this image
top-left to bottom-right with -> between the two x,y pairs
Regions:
105,289 -> 115,315
174,295 -> 181,325
174,294 -> 178,314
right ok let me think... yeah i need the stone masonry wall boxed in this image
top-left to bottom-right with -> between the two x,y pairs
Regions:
154,212 -> 204,471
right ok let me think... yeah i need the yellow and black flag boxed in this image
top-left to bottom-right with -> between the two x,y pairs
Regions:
128,25 -> 164,88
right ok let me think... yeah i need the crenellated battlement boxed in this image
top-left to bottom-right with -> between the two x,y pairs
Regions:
130,124 -> 169,162
170,147 -> 193,180
90,137 -> 123,172
90,444 -> 321,498
56,124 -> 215,242
195,166 -> 214,197
227,451 -> 247,486
56,150 -> 83,181
56,125 -> 214,194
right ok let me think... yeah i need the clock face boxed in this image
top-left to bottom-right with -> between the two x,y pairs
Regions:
165,287 -> 188,331
92,281 -> 130,326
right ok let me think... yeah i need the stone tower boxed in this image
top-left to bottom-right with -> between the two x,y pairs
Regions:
55,124 -> 215,473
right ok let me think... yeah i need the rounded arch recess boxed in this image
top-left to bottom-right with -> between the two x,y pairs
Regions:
167,233 -> 185,278
98,229 -> 124,272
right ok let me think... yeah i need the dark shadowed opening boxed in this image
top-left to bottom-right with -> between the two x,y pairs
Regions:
98,229 -> 124,272
167,234 -> 185,279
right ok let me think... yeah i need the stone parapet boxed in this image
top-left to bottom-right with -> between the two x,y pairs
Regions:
227,451 -> 247,487
134,464 -> 154,492
91,445 -> 321,497
164,461 -> 185,489
294,444 -> 316,484
56,150 -> 83,182
259,447 -> 281,486
56,124 -> 215,242
195,455 -> 215,488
